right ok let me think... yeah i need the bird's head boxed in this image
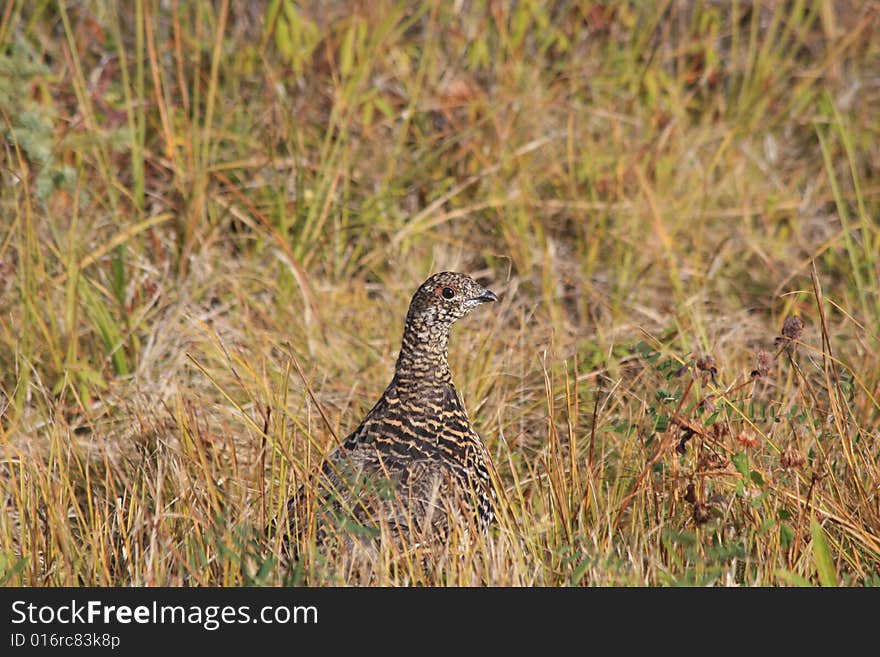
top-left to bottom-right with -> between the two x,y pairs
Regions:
406,271 -> 498,330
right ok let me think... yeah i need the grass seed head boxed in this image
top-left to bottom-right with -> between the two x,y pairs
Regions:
776,316 -> 805,346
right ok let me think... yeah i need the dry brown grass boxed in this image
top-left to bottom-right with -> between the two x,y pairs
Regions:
1,1 -> 878,585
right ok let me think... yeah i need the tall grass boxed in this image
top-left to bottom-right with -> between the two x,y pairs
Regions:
0,1 -> 878,585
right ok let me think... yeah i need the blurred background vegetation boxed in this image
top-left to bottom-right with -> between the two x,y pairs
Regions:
0,1 -> 878,585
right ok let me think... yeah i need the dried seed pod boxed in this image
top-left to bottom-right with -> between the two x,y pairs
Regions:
692,502 -> 712,524
751,350 -> 774,378
776,316 -> 805,347
781,316 -> 804,340
695,354 -> 715,372
780,446 -> 806,469
695,354 -> 718,381
697,452 -> 728,470
676,427 -> 695,454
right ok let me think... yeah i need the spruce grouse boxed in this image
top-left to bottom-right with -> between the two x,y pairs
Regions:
288,272 -> 498,549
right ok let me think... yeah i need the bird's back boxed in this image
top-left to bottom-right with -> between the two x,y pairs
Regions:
290,377 -> 494,546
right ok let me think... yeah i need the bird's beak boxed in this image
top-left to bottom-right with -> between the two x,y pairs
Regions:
473,289 -> 498,303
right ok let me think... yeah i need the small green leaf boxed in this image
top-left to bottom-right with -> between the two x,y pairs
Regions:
774,569 -> 813,587
255,556 -> 276,583
653,414 -> 670,432
0,552 -> 28,584
571,555 -> 591,585
750,470 -> 765,486
274,16 -> 293,59
77,366 -> 108,389
758,518 -> 775,534
732,451 -> 749,479
373,96 -> 394,119
340,23 -> 356,77
811,518 -> 839,587
779,523 -> 795,547
749,491 -> 768,507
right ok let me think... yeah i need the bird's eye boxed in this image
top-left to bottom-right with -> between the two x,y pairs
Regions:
440,286 -> 456,300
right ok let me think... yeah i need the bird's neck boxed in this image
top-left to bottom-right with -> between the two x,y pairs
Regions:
393,322 -> 452,388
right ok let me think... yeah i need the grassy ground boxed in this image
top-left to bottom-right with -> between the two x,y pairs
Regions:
1,1 -> 878,586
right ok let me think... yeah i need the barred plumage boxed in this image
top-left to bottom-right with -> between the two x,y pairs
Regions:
288,272 -> 498,549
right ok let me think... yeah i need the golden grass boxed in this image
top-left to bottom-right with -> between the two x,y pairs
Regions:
1,1 -> 878,585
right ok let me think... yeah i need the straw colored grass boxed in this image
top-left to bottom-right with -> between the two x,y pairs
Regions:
1,1 -> 878,585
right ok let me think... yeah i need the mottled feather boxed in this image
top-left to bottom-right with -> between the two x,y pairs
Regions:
287,272 -> 498,548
